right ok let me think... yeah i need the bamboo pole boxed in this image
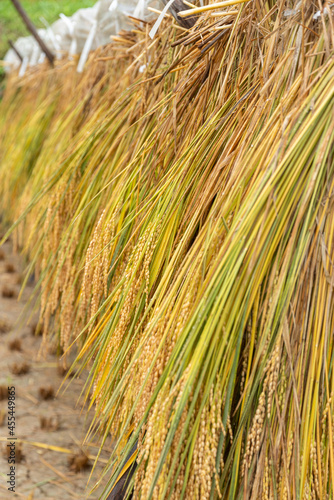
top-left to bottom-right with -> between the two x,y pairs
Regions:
8,39 -> 23,62
10,0 -> 55,65
211,10 -> 238,16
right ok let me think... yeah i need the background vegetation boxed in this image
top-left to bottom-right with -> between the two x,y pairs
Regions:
0,0 -> 95,60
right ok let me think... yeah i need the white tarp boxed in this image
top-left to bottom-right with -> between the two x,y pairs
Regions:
4,0 -> 161,73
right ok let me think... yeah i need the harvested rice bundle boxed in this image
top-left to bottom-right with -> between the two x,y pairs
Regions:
0,0 -> 334,499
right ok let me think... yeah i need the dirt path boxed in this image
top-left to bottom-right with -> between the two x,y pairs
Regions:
0,237 -> 112,499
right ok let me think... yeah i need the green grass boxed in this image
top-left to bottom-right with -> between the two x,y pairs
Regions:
0,0 -> 95,60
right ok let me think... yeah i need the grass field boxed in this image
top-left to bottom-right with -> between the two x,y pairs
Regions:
0,0 -> 95,60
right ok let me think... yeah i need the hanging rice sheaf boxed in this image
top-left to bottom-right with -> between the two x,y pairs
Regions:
0,0 -> 334,498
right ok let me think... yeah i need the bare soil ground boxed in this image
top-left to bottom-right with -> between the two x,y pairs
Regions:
0,237 -> 112,499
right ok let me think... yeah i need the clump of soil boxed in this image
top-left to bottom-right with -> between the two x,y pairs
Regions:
3,442 -> 24,463
5,262 -> 16,273
68,451 -> 90,473
0,317 -> 11,333
2,285 -> 17,298
15,443 -> 24,463
8,338 -> 22,351
39,385 -> 55,400
57,364 -> 74,377
30,321 -> 42,336
40,415 -> 60,431
15,274 -> 23,285
0,410 -> 5,426
57,364 -> 67,376
0,385 -> 8,400
10,362 -> 30,375
49,342 -> 61,356
0,249 -> 5,261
